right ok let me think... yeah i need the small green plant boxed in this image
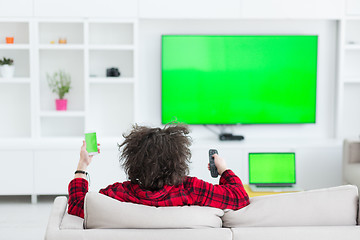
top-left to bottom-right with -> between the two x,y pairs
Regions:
47,70 -> 71,99
0,57 -> 14,66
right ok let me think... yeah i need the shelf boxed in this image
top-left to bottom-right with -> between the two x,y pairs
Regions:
40,116 -> 84,137
0,77 -> 30,83
0,83 -> 31,138
88,83 -> 133,137
343,77 -> 360,83
88,77 -> 134,84
0,44 -> 30,49
88,22 -> 133,45
345,16 -> 360,20
39,50 -> 84,111
38,22 -> 84,45
39,44 -> 84,50
88,45 -> 134,50
89,49 -> 134,78
344,51 -> 360,77
345,44 -> 360,50
345,20 -> 360,45
0,22 -> 29,44
0,49 -> 30,77
39,111 -> 85,117
0,137 -> 121,150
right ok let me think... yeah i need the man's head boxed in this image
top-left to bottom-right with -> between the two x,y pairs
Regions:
118,124 -> 192,191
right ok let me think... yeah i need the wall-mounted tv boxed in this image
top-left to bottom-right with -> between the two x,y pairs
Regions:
161,35 -> 318,125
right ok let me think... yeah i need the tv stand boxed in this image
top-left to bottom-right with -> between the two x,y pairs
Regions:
219,133 -> 245,141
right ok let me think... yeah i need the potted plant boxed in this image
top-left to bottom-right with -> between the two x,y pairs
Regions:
47,70 -> 71,111
0,57 -> 15,78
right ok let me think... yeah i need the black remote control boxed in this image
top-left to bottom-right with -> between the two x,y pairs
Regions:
209,149 -> 219,178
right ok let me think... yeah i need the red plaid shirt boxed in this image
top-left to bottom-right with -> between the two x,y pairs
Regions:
68,169 -> 250,218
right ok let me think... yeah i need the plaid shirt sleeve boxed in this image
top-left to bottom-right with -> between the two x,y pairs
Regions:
68,178 -> 88,218
188,169 -> 250,210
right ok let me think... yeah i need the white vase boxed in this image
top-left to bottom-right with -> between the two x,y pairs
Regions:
0,65 -> 15,78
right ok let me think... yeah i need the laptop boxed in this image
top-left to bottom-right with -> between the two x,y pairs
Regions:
249,152 -> 301,192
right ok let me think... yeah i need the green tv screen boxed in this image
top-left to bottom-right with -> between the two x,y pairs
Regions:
161,35 -> 318,124
248,153 -> 296,184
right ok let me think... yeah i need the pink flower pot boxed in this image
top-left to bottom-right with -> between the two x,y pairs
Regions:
56,99 -> 67,111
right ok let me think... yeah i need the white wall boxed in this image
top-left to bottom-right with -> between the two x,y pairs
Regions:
135,19 -> 342,190
138,19 -> 338,141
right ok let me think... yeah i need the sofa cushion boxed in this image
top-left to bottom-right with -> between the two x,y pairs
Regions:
222,185 -> 358,227
60,211 -> 84,229
84,192 -> 224,229
231,226 -> 360,240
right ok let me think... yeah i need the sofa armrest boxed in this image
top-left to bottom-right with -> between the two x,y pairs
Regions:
45,196 -> 68,240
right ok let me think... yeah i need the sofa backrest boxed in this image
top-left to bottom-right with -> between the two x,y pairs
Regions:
222,185 -> 359,227
84,192 -> 224,229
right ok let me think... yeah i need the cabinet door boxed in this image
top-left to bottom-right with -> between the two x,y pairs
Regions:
347,0 -> 360,15
241,0 -> 344,19
0,151 -> 33,195
34,0 -> 138,17
0,0 -> 33,17
86,149 -> 126,192
189,147 -> 245,185
34,150 -> 78,195
296,146 -> 342,190
139,0 -> 241,19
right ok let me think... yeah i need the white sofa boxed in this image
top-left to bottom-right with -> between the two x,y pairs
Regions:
45,185 -> 360,240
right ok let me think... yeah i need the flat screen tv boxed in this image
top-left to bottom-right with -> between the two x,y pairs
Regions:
161,35 -> 318,125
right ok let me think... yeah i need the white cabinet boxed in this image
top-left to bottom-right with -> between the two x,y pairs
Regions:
337,16 -> 360,138
33,0 -> 138,18
139,0 -> 241,19
34,150 -> 78,194
33,147 -> 126,194
0,0 -> 33,17
0,151 -> 33,195
189,140 -> 342,189
346,0 -> 360,15
241,0 -> 344,19
138,0 -> 344,19
87,149 -> 126,192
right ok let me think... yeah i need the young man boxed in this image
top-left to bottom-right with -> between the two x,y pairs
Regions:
68,124 -> 249,218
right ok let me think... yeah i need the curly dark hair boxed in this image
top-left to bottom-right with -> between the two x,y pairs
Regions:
118,124 -> 192,191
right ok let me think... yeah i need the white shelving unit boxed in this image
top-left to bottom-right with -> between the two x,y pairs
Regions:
0,18 -> 138,139
0,20 -> 32,139
86,20 -> 136,137
336,12 -> 360,139
0,77 -> 31,83
39,111 -> 86,117
0,44 -> 30,49
0,18 -> 137,201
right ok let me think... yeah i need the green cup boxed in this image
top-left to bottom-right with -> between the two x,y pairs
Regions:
85,132 -> 98,155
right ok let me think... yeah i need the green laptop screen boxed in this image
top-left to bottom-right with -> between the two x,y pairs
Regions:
249,153 -> 296,184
